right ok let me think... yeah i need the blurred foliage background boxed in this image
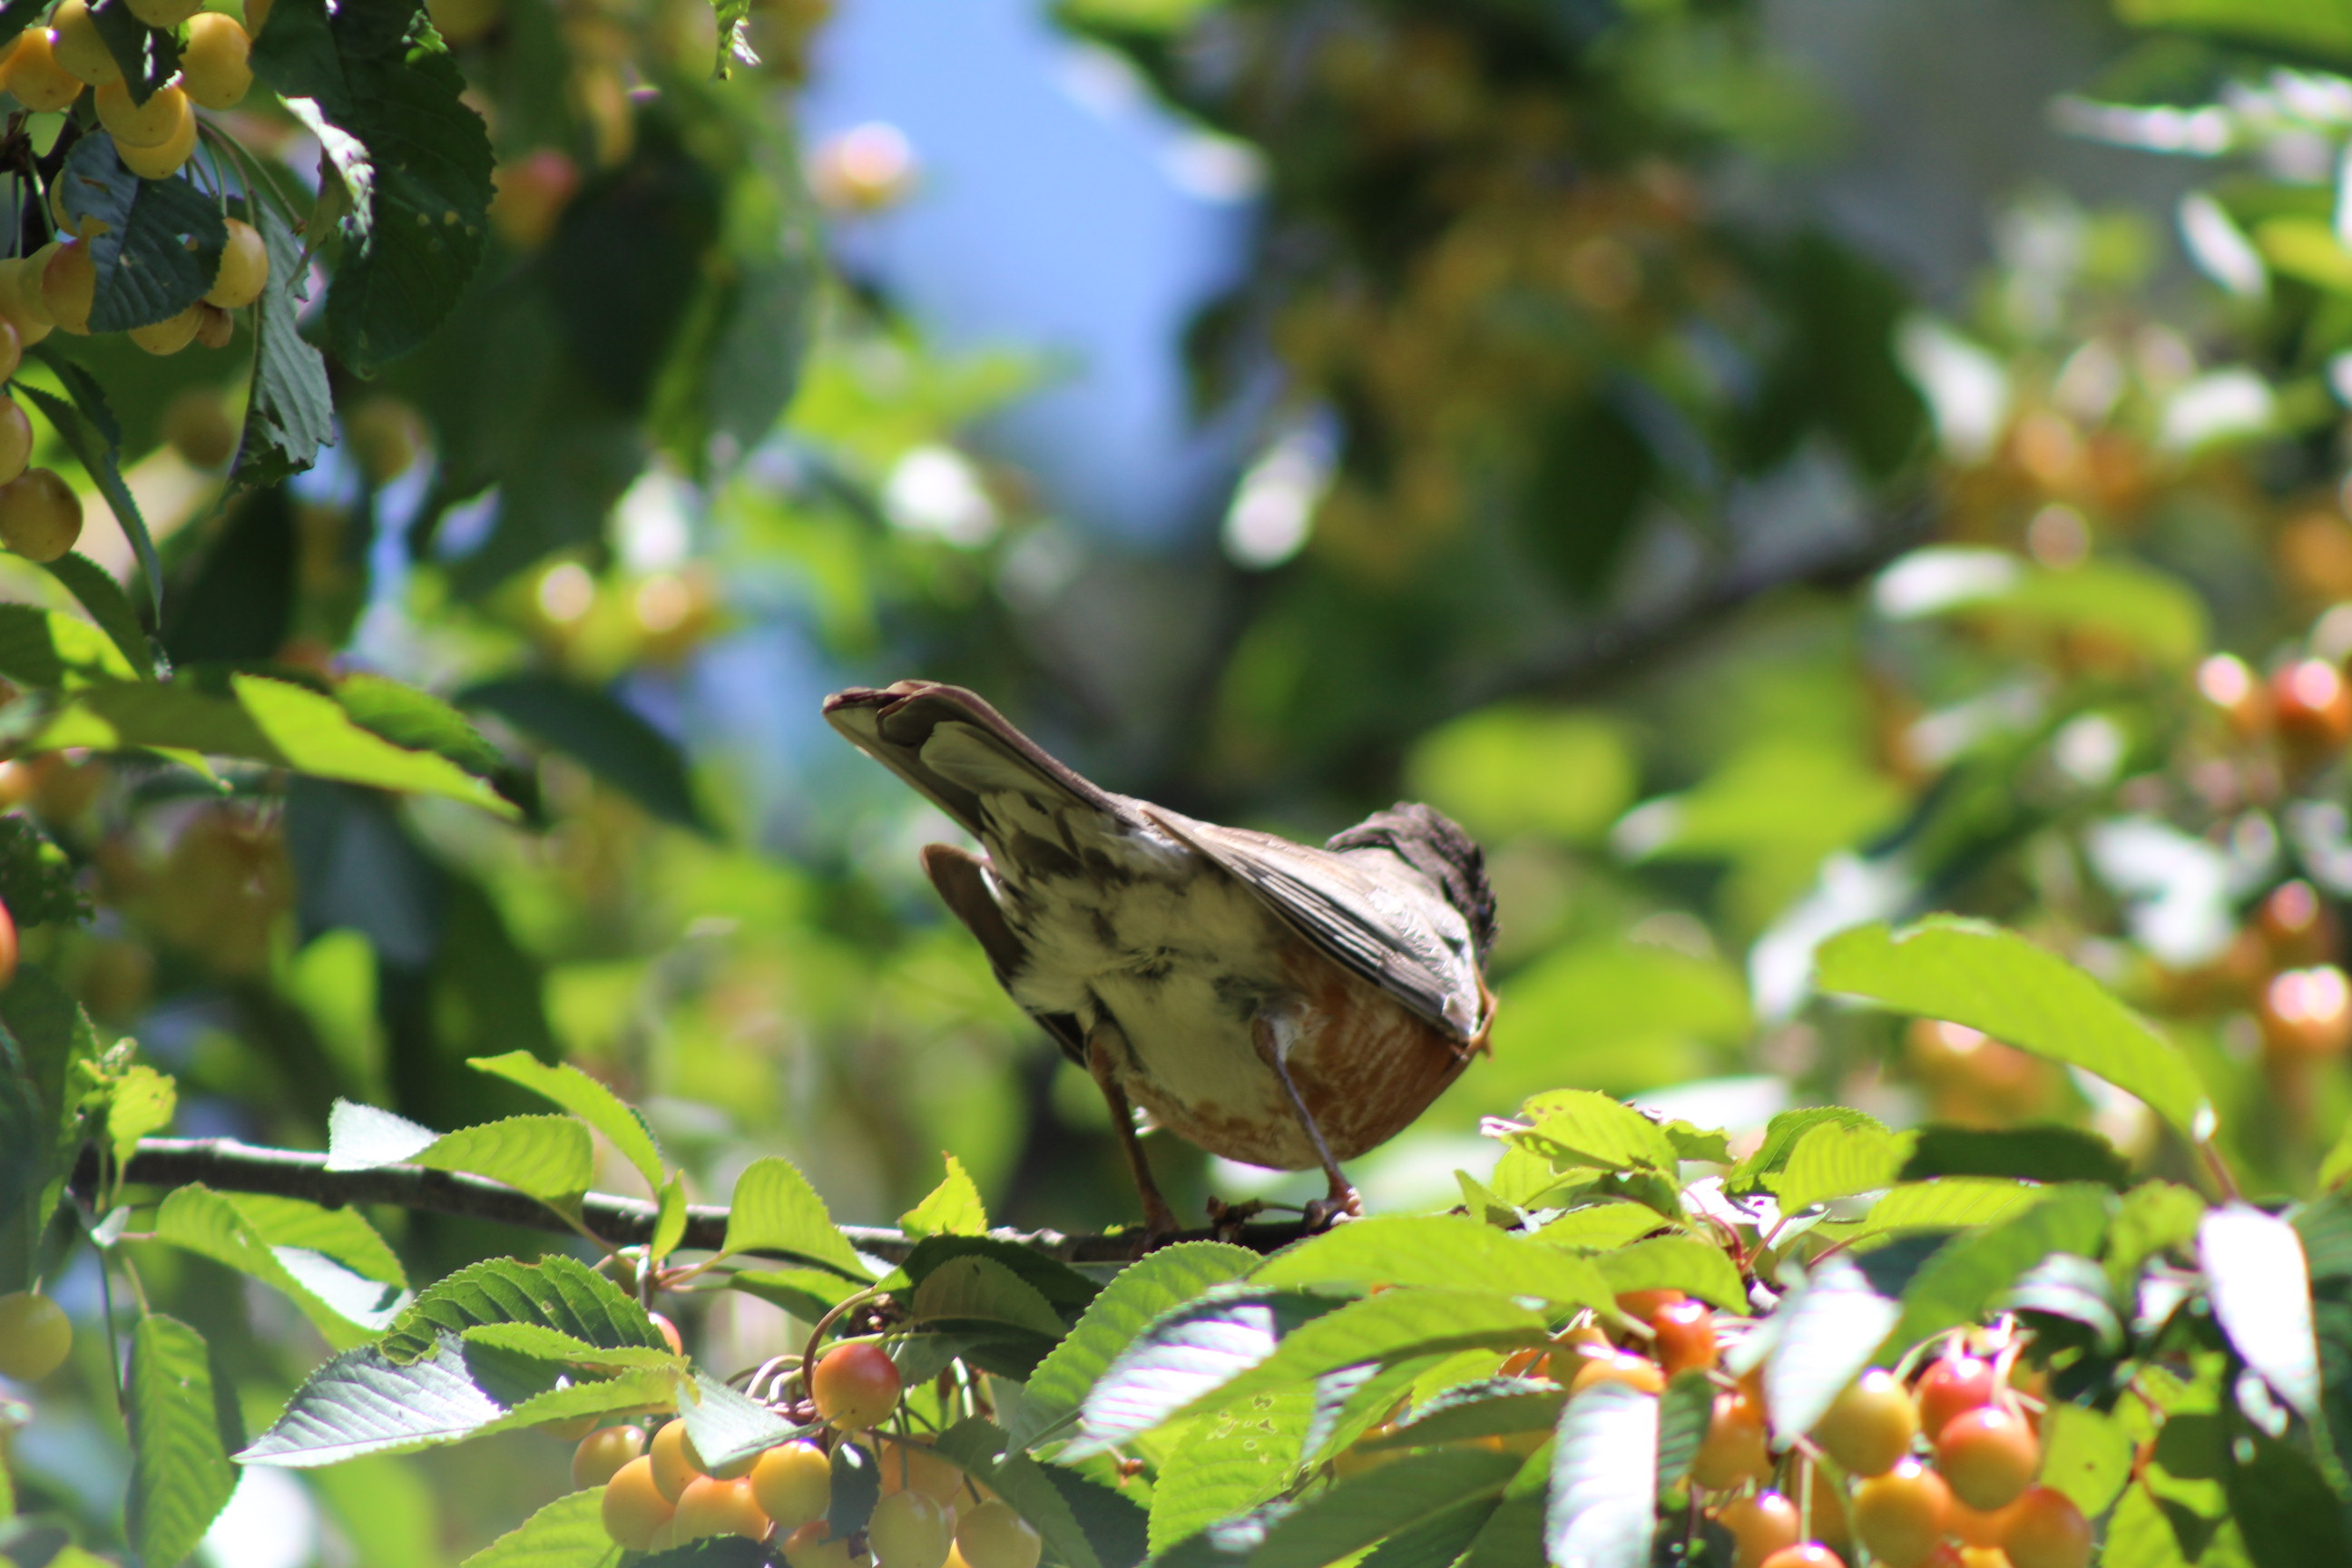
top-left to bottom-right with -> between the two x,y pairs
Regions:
16,0 -> 2352,1559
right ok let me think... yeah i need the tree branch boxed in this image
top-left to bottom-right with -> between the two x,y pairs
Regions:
87,1137 -> 1320,1264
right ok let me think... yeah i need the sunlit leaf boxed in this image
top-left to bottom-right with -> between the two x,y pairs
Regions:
126,1315 -> 239,1568
1594,1237 -> 1748,1311
1253,1216 -> 1613,1310
2039,1402 -> 2133,1518
1728,1107 -> 1888,1194
1544,1381 -> 1656,1568
722,1155 -> 873,1279
379,1255 -> 667,1366
469,1052 -> 664,1191
1771,1121 -> 1910,1211
1067,1289 -> 1340,1458
901,1152 -> 987,1238
1147,1390 -> 1313,1555
150,1185 -> 403,1349
456,1488 -> 620,1568
1740,1256 -> 1899,1443
1249,1447 -> 1522,1568
911,1254 -> 1065,1338
678,1371 -> 798,1473
1504,1089 -> 1681,1174
1881,1184 -> 2113,1357
2201,1205 -> 2321,1422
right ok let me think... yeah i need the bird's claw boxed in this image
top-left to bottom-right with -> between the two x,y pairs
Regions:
1301,1190 -> 1363,1234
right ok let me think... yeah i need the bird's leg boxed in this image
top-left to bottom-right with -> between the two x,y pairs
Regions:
1086,1028 -> 1183,1245
1250,1014 -> 1361,1232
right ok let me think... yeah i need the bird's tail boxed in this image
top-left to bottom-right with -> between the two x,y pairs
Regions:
821,681 -> 1121,842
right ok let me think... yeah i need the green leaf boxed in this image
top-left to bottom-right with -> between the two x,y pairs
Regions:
231,191 -> 336,491
1069,1289 -> 1342,1457
460,673 -> 711,833
1009,1241 -> 1258,1451
1770,1122 -> 1911,1211
2200,1204 -> 2321,1423
706,0 -> 753,75
1147,1390 -> 1313,1555
1728,1106 -> 1888,1193
911,1253 -> 1065,1338
1355,1497 -> 1503,1568
378,1254 -> 666,1366
125,1314 -> 240,1568
457,1322 -> 680,1371
651,1171 -> 689,1262
1814,917 -> 2211,1139
1545,1381 -> 1656,1568
1881,1184 -> 2113,1357
337,673 -> 506,777
456,1488 -> 621,1568
240,1331 -> 676,1466
326,1101 -> 592,1211
2115,0 -> 2352,62
2112,1181 -> 2208,1289
935,1418 -> 1148,1568
1738,1256 -> 1899,1442
1654,1369 -> 1713,1491
103,1062 -> 173,1171
253,0 -> 493,372
40,555 -> 152,680
1252,1217 -> 1613,1310
17,383 -> 162,619
677,1371 -> 798,1473
901,1152 -> 987,1238
1594,1237 -> 1747,1311
0,601 -> 139,690
468,1052 -> 664,1190
2227,1428 -> 2352,1566
235,675 -> 519,814
1822,1178 -> 2043,1241
89,0 -> 178,97
150,1184 -> 403,1349
722,1155 -> 873,1279
1534,1203 -> 1667,1250
901,1235 -> 1099,1310
56,135 -> 228,331
2039,1402 -> 2132,1518
1362,1383 -> 1566,1449
1899,1124 -> 2133,1188
1251,1447 -> 1523,1568
1503,1089 -> 1681,1174
1199,1290 -> 1551,1416
830,1438 -> 881,1539
1405,707 -> 1637,844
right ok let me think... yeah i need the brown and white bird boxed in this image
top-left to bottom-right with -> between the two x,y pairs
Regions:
823,681 -> 1496,1235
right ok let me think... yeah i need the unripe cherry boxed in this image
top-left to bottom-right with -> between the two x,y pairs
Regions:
1651,1298 -> 1718,1375
1916,1355 -> 1999,1439
1757,1549 -> 1844,1568
784,1522 -> 865,1568
0,1289 -> 72,1379
675,1475 -> 771,1543
649,1417 -> 707,1504
812,1341 -> 902,1429
180,14 -> 253,110
650,1311 -> 684,1356
3,30 -> 83,113
1811,1368 -> 1919,1477
205,220 -> 269,309
873,1436 -> 965,1504
1570,1351 -> 1664,1396
1852,1457 -> 1952,1568
2000,1485 -> 2091,1568
751,1439 -> 833,1533
0,468 -> 83,563
1934,1406 -> 2039,1513
956,1501 -> 1042,1568
1718,1490 -> 1800,1568
869,1490 -> 954,1568
47,1 -> 116,84
572,1424 -> 645,1489
601,1455 -> 675,1552
1690,1389 -> 1772,1490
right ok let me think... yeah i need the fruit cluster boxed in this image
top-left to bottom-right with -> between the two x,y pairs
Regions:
571,1334 -> 1044,1568
0,4 -> 272,563
1354,1290 -> 2093,1568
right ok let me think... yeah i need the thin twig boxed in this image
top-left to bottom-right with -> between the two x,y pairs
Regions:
81,1137 -> 1325,1264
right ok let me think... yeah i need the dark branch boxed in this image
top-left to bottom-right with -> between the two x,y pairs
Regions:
86,1137 -> 1319,1264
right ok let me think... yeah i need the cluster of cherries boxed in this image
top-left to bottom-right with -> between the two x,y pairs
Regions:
569,1325 -> 1042,1568
1469,1290 -> 2092,1568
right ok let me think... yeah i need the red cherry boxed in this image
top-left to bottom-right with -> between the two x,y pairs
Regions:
1934,1406 -> 2039,1513
812,1341 -> 903,1430
1915,1354 -> 1998,1439
1651,1298 -> 1718,1375
1614,1289 -> 1686,1324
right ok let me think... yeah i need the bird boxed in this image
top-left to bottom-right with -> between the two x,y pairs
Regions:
822,680 -> 1496,1237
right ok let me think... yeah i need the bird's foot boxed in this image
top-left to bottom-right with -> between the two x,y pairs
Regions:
1300,1188 -> 1363,1234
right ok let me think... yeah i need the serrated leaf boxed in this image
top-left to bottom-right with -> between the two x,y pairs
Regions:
1654,1369 -> 1713,1491
911,1254 -> 1064,1338
901,1152 -> 986,1238
1504,1089 -> 1681,1174
903,1235 -> 1098,1308
678,1371 -> 798,1473
2201,1205 -> 2321,1422
468,1052 -> 664,1190
1012,1242 -> 1259,1451
2039,1402 -> 2132,1518
1198,1290 -> 1551,1417
0,599 -> 139,689
380,1255 -> 664,1366
103,1063 -> 174,1171
1770,1122 -> 1911,1212
1070,1289 -> 1342,1458
337,673 -> 505,777
722,1155 -> 872,1279
89,0 -> 177,98
1362,1382 -> 1564,1449
18,383 -> 161,618
1147,1390 -> 1313,1554
1881,1183 -> 2113,1357
1544,1381 -> 1656,1568
126,1314 -> 239,1568
1593,1237 -> 1747,1311
1728,1107 -> 1888,1193
325,1100 -> 590,1209
1534,1203 -> 1665,1250
56,135 -> 226,331
240,1332 -> 673,1466
1821,1177 -> 2043,1242
1250,1447 -> 1523,1568
236,675 -> 520,814
40,554 -> 152,680
1356,1496 -> 1502,1568
936,1418 -> 1148,1568
1303,1357 -> 1441,1468
1739,1256 -> 1899,1444
231,194 -> 334,491
457,1488 -> 621,1568
459,1323 -> 683,1372
150,1185 -> 403,1349
1815,917 -> 2210,1138
1253,1216 -> 1614,1309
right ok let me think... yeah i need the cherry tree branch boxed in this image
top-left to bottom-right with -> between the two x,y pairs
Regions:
84,1137 -> 1319,1263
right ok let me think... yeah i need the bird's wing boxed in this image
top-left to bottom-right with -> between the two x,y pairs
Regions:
822,681 -> 1138,845
1143,808 -> 1489,1044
